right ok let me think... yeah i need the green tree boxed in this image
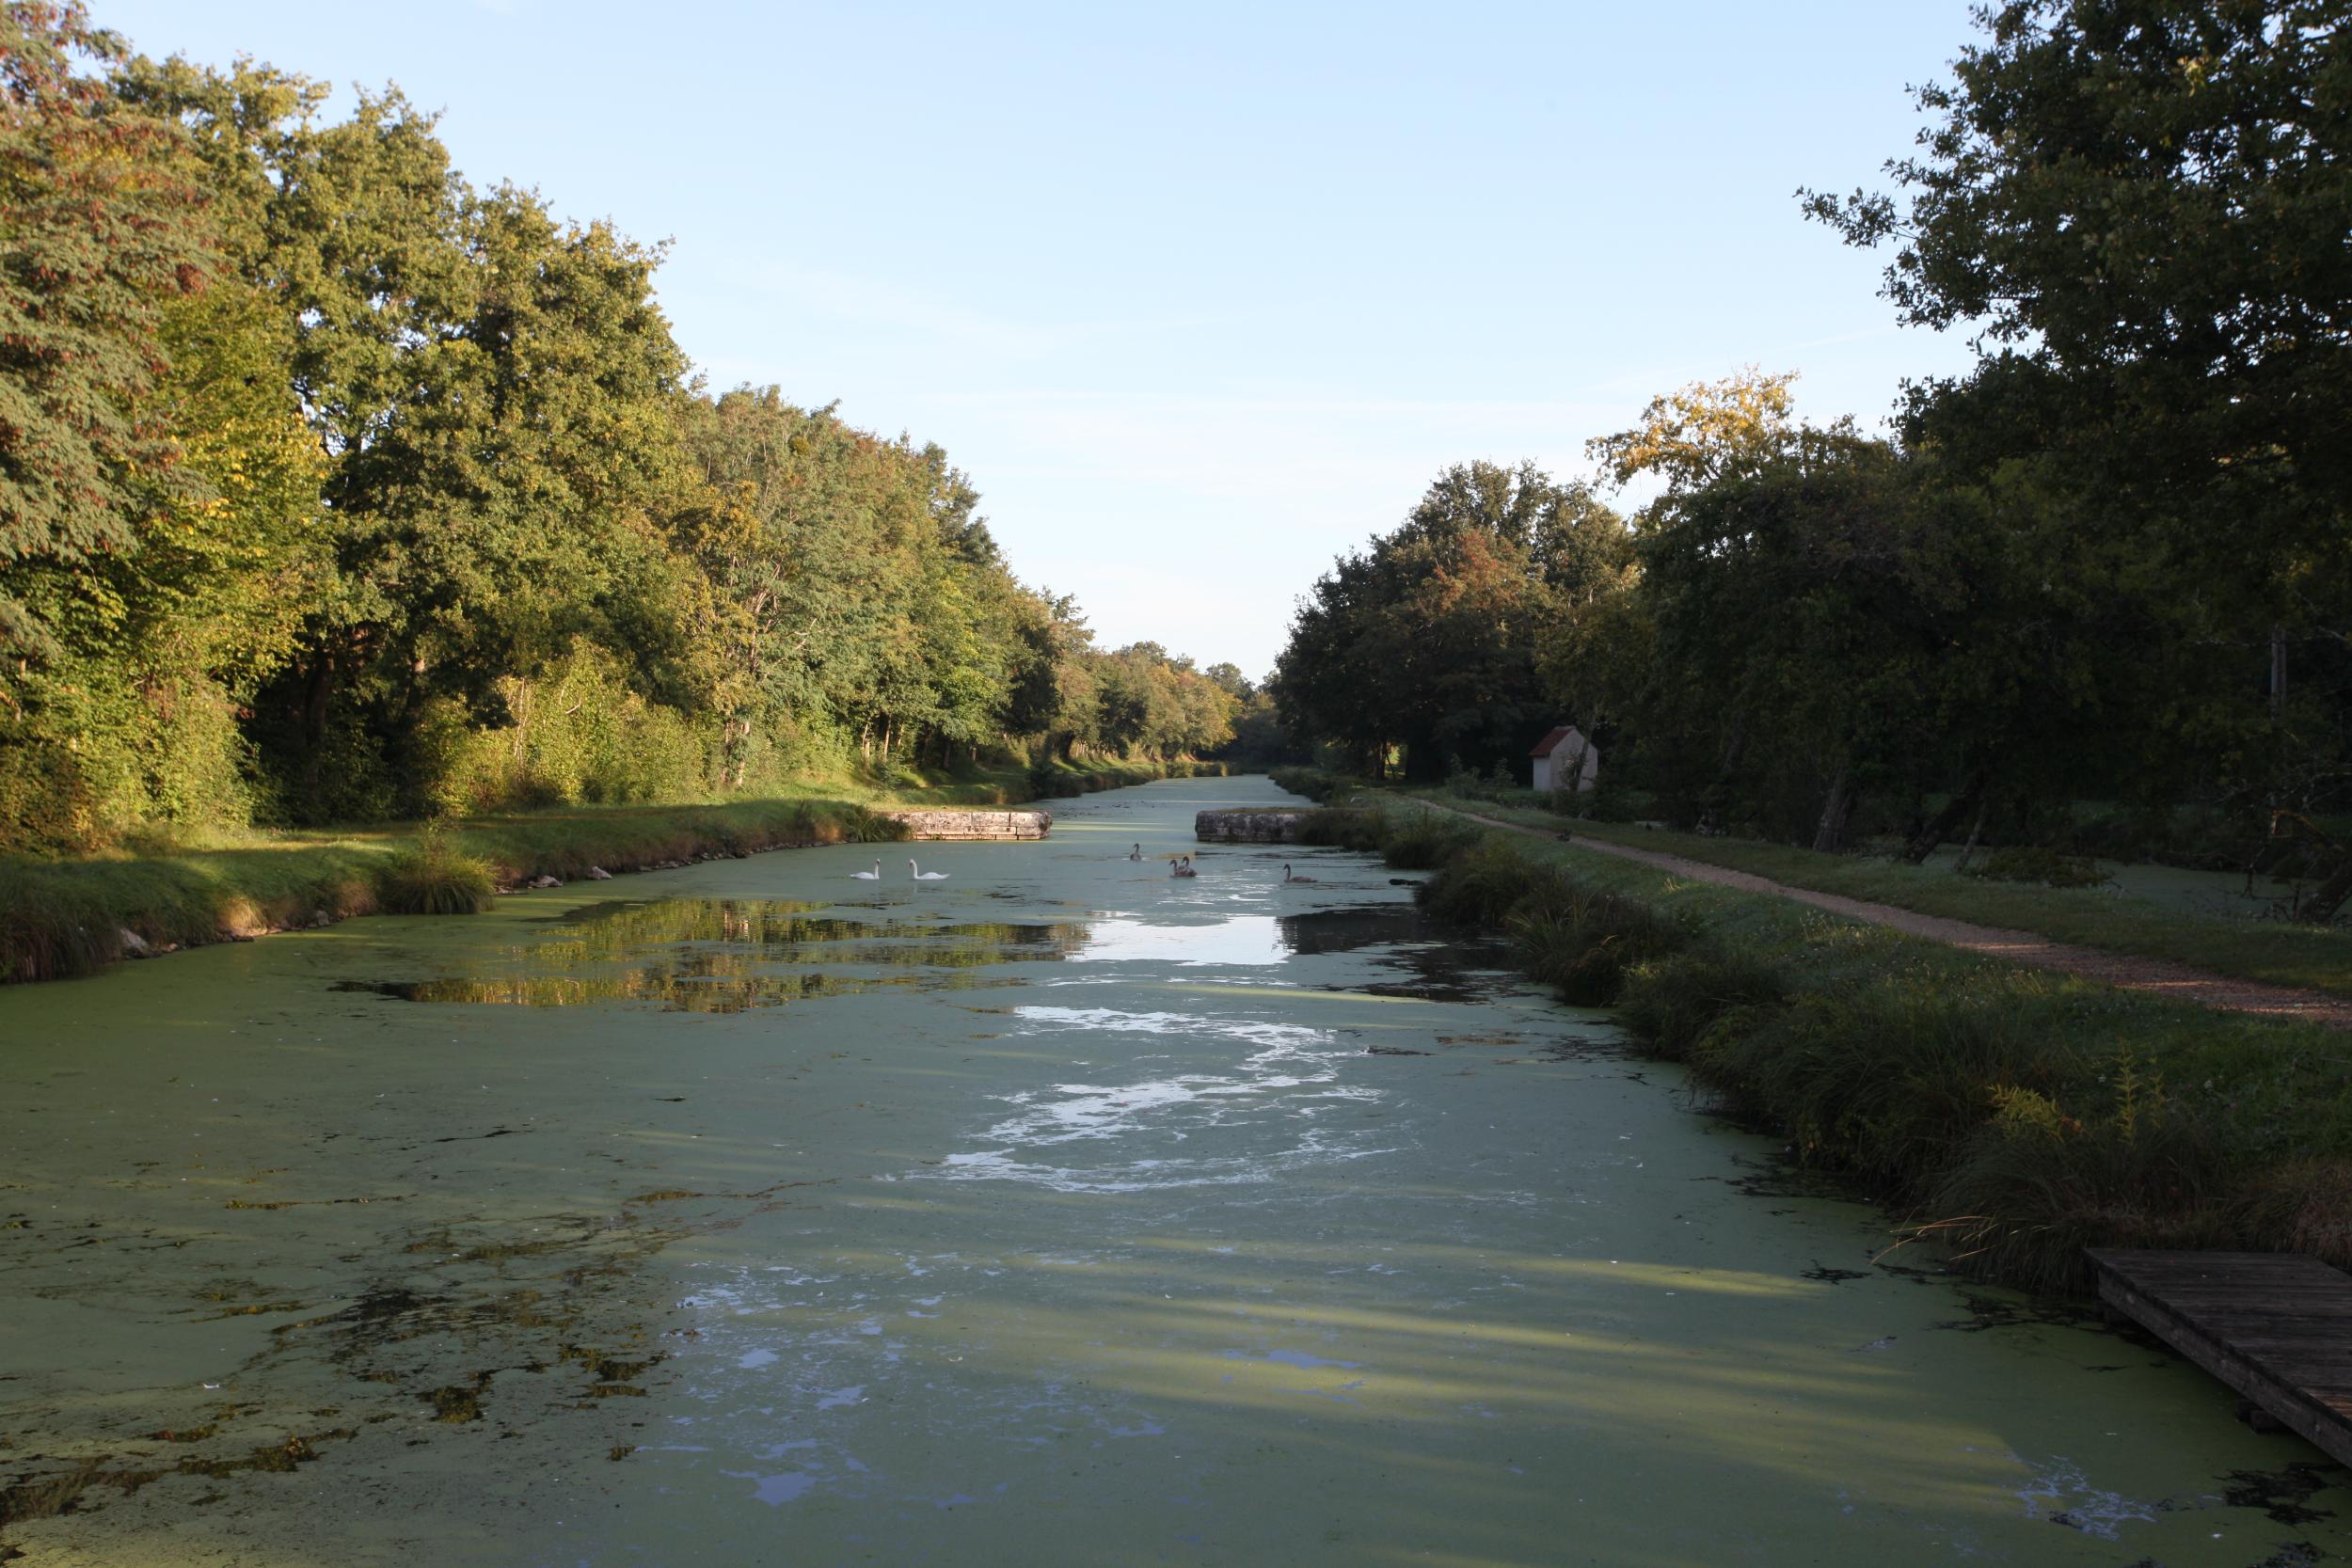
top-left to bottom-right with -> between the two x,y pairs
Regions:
0,1 -> 211,672
1277,461 -> 1615,781
1803,0 -> 2352,820
1586,368 -> 1801,501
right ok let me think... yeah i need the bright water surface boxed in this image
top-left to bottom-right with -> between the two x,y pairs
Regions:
3,776 -> 2347,1566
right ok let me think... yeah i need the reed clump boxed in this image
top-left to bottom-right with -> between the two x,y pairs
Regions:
1506,881 -> 1689,1008
376,823 -> 496,914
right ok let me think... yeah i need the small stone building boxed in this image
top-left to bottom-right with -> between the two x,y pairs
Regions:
1529,725 -> 1599,793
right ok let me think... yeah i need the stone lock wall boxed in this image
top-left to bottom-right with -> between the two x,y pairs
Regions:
884,810 -> 1054,840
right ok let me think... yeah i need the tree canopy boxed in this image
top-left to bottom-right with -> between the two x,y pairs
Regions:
0,3 -> 1249,849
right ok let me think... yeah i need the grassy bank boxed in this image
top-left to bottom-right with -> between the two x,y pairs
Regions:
1269,768 -> 2352,999
1,756 -> 1228,985
1300,792 -> 2352,1294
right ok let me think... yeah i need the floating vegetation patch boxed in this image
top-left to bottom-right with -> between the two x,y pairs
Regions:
1800,1263 -> 1871,1285
0,1429 -> 355,1531
426,1373 -> 493,1424
0,1179 -> 833,1540
1931,1288 -> 2104,1335
2223,1463 -> 2342,1528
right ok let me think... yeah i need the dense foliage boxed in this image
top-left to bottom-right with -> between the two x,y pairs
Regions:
1277,2 -> 2351,899
1274,460 -> 1631,782
0,5 -> 1246,851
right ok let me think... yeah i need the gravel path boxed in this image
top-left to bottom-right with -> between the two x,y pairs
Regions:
1427,802 -> 2352,1031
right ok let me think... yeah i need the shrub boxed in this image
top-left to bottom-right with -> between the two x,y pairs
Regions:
1297,808 -> 1383,851
416,643 -> 715,816
1268,765 -> 1352,803
1963,846 -> 2112,888
1025,759 -> 1086,799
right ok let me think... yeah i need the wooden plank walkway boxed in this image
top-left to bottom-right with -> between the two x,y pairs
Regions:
2087,1248 -> 2352,1465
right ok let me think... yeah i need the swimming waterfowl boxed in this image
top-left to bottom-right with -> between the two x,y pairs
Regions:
1171,855 -> 1198,879
1282,863 -> 1317,884
908,860 -> 950,881
1128,844 -> 1142,861
850,861 -> 882,881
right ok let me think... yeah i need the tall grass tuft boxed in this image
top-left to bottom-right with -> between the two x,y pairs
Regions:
1413,834 -> 1554,918
1920,1051 -> 2231,1291
376,822 -> 496,914
1616,947 -> 1784,1062
1506,882 -> 1690,1007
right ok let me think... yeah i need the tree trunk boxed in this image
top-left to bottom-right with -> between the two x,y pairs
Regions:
1953,798 -> 1990,874
299,650 -> 335,792
1698,712 -> 1748,835
2271,625 -> 2287,721
1811,768 -> 1854,854
1903,764 -> 1993,864
2297,857 -> 2352,925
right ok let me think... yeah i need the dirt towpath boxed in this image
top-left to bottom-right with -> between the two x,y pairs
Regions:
1423,802 -> 2352,1031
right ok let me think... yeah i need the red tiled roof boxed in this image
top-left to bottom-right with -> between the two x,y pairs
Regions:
1529,725 -> 1576,757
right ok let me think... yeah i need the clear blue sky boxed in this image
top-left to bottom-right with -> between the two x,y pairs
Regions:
104,1 -> 1984,678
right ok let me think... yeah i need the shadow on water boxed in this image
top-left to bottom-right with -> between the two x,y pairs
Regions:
1281,903 -> 1518,1004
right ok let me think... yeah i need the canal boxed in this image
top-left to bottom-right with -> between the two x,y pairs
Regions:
2,775 -> 2344,1565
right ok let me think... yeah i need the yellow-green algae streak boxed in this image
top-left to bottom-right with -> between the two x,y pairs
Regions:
3,776 -> 2346,1567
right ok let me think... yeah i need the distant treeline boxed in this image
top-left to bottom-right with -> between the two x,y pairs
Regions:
0,4 -> 1269,852
1276,4 -> 2348,896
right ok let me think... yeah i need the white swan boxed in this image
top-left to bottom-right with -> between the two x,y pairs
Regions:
1282,863 -> 1317,884
850,860 -> 882,881
908,860 -> 950,881
1127,844 -> 1142,861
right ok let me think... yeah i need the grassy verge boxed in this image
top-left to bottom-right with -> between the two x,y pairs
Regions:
1314,797 -> 2352,1293
1,755 -> 1225,985
1268,768 -> 2352,998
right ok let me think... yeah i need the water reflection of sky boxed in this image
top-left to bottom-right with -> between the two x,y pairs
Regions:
1069,914 -> 1285,966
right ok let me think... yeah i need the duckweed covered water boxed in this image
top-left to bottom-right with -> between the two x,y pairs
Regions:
3,776 -> 2346,1565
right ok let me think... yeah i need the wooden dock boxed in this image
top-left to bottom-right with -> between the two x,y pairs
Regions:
2086,1248 -> 2352,1465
